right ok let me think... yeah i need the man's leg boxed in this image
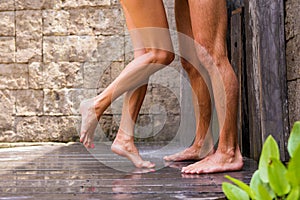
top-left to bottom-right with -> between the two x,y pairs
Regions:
164,0 -> 213,162
181,0 -> 243,174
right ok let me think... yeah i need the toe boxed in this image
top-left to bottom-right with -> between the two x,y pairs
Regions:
147,162 -> 156,168
181,164 -> 193,173
80,131 -> 86,143
145,161 -> 155,168
87,142 -> 95,149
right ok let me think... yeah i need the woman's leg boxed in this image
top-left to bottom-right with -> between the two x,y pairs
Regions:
164,0 -> 213,162
80,0 -> 174,166
111,2 -> 154,168
181,0 -> 243,174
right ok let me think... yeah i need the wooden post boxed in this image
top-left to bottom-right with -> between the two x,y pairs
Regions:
230,7 -> 250,157
244,0 -> 289,160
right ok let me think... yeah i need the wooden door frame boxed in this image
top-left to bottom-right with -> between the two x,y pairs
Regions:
228,0 -> 289,161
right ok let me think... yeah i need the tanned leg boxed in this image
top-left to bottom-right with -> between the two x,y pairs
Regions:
80,0 -> 174,168
111,3 -> 155,168
181,0 -> 243,174
164,0 -> 213,162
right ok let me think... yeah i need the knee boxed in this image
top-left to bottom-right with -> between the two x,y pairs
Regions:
150,49 -> 175,66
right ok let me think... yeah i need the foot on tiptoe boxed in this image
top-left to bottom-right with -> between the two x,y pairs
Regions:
111,138 -> 155,169
79,98 -> 99,149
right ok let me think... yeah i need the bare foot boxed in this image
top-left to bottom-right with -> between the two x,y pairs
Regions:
79,98 -> 99,149
181,146 -> 243,174
111,139 -> 155,169
164,146 -> 202,161
163,145 -> 214,162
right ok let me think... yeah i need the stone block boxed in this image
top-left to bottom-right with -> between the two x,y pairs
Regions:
286,35 -> 300,80
288,79 -> 300,127
69,36 -> 98,62
0,90 -> 14,132
28,62 -> 44,89
99,114 -> 113,140
43,36 -> 69,62
62,0 -> 110,9
16,10 -> 42,62
16,11 -> 42,38
42,0 -> 62,10
285,0 -> 300,81
110,0 -> 119,5
110,95 -> 124,115
165,8 -> 176,31
150,66 -> 181,88
0,37 -> 15,63
134,114 -> 154,140
152,114 -> 180,142
44,89 -> 70,115
0,11 -> 15,36
152,86 -> 180,115
43,36 -> 98,62
14,89 -> 43,116
16,36 -> 42,62
43,62 -> 83,89
15,0 -> 62,10
0,0 -> 14,11
68,9 -> 94,36
0,130 -> 17,142
285,0 -> 300,41
0,64 -> 28,89
83,62 -> 111,89
163,0 -> 174,8
110,61 -> 124,80
16,0 -> 44,10
93,8 -> 124,35
44,88 -> 96,115
95,35 -> 124,62
68,8 -> 124,36
124,33 -> 134,65
43,10 -> 70,36
44,89 -> 75,115
15,116 -> 80,142
139,88 -> 153,115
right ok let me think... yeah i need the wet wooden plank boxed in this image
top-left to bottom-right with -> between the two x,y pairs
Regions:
0,144 -> 257,199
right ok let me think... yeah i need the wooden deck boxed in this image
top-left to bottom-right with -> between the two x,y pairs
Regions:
0,143 -> 257,200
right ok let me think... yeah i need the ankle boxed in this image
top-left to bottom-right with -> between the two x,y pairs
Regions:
217,147 -> 236,157
114,135 -> 134,144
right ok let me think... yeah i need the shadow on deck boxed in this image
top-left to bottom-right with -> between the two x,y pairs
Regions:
0,143 -> 257,200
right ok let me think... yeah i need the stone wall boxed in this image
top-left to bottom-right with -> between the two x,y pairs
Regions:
285,0 -> 300,127
0,0 -> 182,142
1,0 -> 299,143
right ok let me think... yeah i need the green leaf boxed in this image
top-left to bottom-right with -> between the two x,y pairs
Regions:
287,186 -> 300,200
288,121 -> 300,158
225,175 -> 255,199
286,145 -> 300,186
258,135 -> 280,183
222,182 -> 250,200
268,157 -> 290,196
250,170 -> 275,200
257,184 -> 273,200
